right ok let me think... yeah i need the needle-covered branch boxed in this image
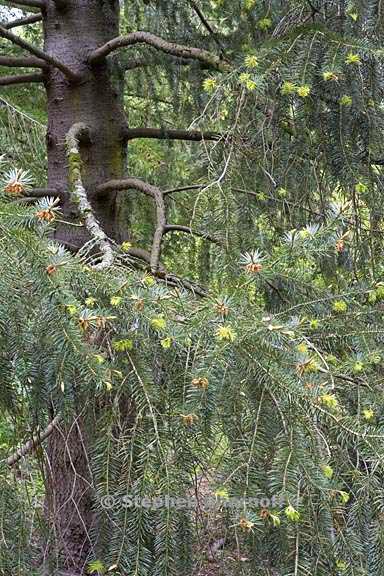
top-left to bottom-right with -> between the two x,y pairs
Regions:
3,14 -> 43,29
66,123 -> 114,271
89,31 -> 229,71
0,72 -> 44,85
126,127 -> 222,142
0,55 -> 47,68
6,415 -> 61,467
119,54 -> 208,71
0,25 -> 81,82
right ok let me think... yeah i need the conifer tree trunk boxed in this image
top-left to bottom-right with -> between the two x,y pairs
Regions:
1,1 -> 225,572
44,0 -> 128,248
43,2 -> 127,573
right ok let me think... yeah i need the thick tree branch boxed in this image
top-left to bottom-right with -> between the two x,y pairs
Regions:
0,25 -> 81,82
97,177 -> 165,271
97,177 -> 159,198
66,123 -> 114,270
3,14 -> 43,29
0,55 -> 47,68
89,31 -> 229,71
126,127 -> 221,142
0,72 -> 44,85
6,415 -> 61,468
98,178 -> 222,271
163,224 -> 221,245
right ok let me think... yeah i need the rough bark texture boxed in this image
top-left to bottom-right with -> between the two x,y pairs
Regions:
45,419 -> 95,576
44,0 -> 128,248
41,2 -> 127,573
2,1 -> 220,571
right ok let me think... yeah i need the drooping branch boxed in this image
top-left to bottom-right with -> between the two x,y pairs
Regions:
163,224 -> 221,245
97,177 -> 159,198
0,55 -> 47,68
66,123 -> 114,271
151,187 -> 166,273
3,14 -> 43,29
189,0 -> 225,54
6,415 -> 61,468
126,127 -> 221,142
0,24 -> 81,82
120,248 -> 207,297
89,31 -> 229,71
97,177 -> 165,272
0,72 -> 44,85
163,184 -> 207,196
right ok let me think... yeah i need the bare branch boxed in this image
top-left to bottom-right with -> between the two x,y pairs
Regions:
3,14 -> 43,29
89,31 -> 229,71
26,188 -> 59,197
0,25 -> 81,82
126,127 -> 221,142
0,55 -> 47,68
120,249 -> 207,297
163,184 -> 207,196
97,177 -> 158,198
6,415 -> 61,468
151,189 -> 166,273
66,123 -> 114,271
0,72 -> 44,85
98,178 -> 222,270
97,177 -> 165,272
163,224 -> 221,245
156,270 -> 208,297
5,0 -> 44,8
189,0 -> 225,53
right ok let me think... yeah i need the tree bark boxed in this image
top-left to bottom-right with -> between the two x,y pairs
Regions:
2,0 -> 220,571
41,2 -> 128,573
43,0 -> 128,247
44,418 -> 95,575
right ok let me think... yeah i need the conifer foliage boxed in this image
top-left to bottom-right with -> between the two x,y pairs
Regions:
1,1 -> 384,575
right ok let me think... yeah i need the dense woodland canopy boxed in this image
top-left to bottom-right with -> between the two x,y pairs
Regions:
1,1 -> 384,575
